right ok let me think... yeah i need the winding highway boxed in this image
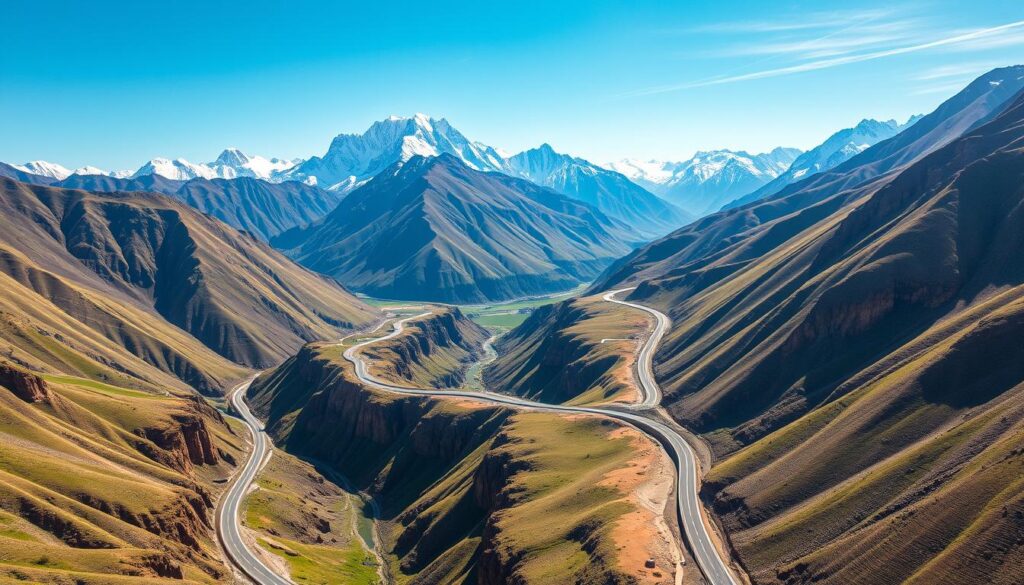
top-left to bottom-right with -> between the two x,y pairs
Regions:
218,290 -> 738,585
218,379 -> 294,585
341,292 -> 741,585
602,287 -> 670,408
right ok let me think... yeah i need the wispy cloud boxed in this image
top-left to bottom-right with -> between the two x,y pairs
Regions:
686,9 -> 895,34
911,80 -> 976,96
914,61 -> 1001,81
716,19 -> 927,59
623,19 -> 1024,97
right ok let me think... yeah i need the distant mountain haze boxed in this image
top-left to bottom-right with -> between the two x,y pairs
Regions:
506,143 -> 692,237
723,115 -> 922,210
607,147 -> 801,216
276,154 -> 639,303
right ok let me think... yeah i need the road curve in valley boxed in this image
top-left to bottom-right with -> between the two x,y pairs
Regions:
342,310 -> 740,585
218,379 -> 294,585
603,287 -> 670,409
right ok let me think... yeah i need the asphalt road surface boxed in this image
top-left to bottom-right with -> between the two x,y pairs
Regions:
218,378 -> 294,585
603,287 -> 670,409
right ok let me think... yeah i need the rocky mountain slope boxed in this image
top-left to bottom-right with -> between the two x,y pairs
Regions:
588,71 -> 1024,584
0,177 -> 377,583
0,178 -> 377,380
57,173 -> 345,241
0,348 -> 245,583
608,148 -> 801,216
507,144 -> 691,237
277,154 -> 638,303
726,116 -> 921,209
247,312 -> 677,584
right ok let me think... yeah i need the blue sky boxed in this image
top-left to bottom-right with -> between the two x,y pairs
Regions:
2,0 -> 1023,171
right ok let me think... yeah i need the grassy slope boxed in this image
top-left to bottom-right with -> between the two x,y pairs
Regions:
244,448 -> 379,585
0,256 -> 248,396
704,292 -> 1024,584
0,360 -> 246,584
248,335 -> 676,584
486,294 -> 648,406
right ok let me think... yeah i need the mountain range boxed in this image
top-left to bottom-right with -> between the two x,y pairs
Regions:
607,147 -> 802,215
14,115 -> 689,236
55,173 -> 345,241
277,153 -> 639,303
724,115 -> 922,209
586,64 -> 1024,585
131,149 -> 298,181
285,114 -> 691,235
505,143 -> 692,236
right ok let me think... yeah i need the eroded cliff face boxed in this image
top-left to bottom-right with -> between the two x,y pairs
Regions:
138,412 -> 219,472
0,370 -> 240,583
0,361 -> 51,403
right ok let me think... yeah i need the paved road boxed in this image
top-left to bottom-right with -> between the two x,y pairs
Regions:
342,308 -> 740,585
603,287 -> 670,409
218,379 -> 293,585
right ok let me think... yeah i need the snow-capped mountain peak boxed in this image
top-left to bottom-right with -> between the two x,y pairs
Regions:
214,147 -> 251,167
71,165 -> 109,176
285,114 -> 510,190
605,147 -> 802,215
723,115 -> 922,209
13,160 -> 73,181
132,157 -> 216,181
208,148 -> 297,180
130,149 -> 299,182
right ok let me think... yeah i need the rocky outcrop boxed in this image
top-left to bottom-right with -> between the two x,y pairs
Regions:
0,361 -> 50,403
137,412 -> 219,473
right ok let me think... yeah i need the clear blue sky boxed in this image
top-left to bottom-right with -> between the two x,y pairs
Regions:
2,0 -> 1022,171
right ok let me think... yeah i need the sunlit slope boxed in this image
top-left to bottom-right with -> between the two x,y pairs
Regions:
277,154 -> 638,303
0,248 -> 246,395
0,361 -> 245,584
0,178 -> 377,374
486,294 -> 649,405
705,291 -> 1024,584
